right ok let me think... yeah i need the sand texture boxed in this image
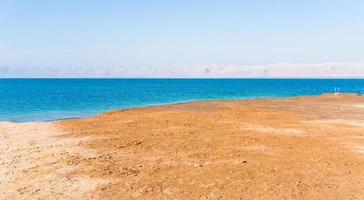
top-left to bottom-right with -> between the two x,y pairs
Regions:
1,94 -> 364,199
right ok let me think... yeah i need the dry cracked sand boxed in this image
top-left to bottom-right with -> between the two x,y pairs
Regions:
1,93 -> 364,199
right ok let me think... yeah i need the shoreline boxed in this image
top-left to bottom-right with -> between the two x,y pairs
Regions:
3,93 -> 362,123
2,93 -> 364,199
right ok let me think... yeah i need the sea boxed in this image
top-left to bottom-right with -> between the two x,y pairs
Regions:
1,78 -> 364,122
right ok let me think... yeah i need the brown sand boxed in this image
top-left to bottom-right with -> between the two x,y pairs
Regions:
1,94 -> 364,199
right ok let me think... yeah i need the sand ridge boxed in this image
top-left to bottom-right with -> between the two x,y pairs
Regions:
1,93 -> 364,199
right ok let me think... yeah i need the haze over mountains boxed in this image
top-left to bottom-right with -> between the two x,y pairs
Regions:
1,63 -> 364,78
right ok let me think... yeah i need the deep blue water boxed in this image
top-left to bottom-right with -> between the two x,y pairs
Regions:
1,79 -> 364,122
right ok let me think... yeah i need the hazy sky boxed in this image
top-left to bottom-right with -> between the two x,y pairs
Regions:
1,0 -> 364,67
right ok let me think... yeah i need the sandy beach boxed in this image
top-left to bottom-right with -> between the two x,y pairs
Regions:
1,93 -> 364,199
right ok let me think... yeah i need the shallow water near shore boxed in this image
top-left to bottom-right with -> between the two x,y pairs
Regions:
1,78 -> 364,122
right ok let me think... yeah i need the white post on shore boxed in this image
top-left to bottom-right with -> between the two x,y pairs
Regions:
334,87 -> 340,95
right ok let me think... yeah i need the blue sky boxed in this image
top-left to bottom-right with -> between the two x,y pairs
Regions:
1,0 -> 364,68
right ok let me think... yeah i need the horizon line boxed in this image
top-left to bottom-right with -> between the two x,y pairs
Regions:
2,64 -> 364,78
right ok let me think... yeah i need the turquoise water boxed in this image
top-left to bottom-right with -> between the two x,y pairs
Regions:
1,79 -> 364,122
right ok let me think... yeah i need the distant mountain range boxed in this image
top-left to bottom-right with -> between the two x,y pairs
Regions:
1,63 -> 364,78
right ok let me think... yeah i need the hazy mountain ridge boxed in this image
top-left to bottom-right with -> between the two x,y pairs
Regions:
1,64 -> 364,78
